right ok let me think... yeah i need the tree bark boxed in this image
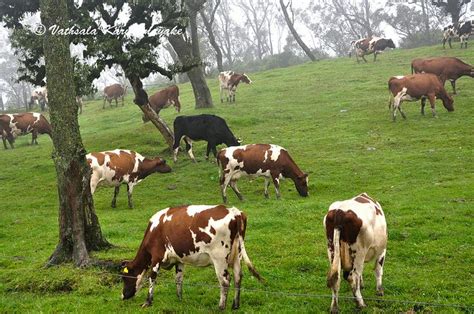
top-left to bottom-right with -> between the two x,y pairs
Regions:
279,0 -> 316,61
168,34 -> 213,109
200,6 -> 224,72
41,0 -> 110,267
126,74 -> 174,149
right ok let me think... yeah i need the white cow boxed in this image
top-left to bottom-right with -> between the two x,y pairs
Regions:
324,193 -> 387,312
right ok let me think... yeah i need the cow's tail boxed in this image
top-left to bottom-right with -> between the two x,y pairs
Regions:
237,213 -> 265,283
411,63 -> 414,74
327,227 -> 341,289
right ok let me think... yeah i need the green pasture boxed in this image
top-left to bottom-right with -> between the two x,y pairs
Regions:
0,45 -> 473,313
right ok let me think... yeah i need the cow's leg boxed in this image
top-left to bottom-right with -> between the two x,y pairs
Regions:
398,105 -> 407,120
232,252 -> 243,310
115,98 -> 118,107
127,183 -> 134,208
111,186 -> 119,208
373,52 -> 377,62
205,142 -> 215,160
327,244 -> 340,313
361,55 -> 368,63
348,251 -> 366,309
213,260 -> 231,310
220,172 -> 232,203
421,97 -> 426,115
220,87 -> 224,103
121,95 -> 124,106
374,249 -> 386,296
31,129 -> 38,145
428,94 -> 437,117
392,89 -> 405,121
448,37 -> 452,49
175,263 -> 184,300
2,136 -> 7,150
450,80 -> 457,94
103,98 -> 106,109
184,137 -> 196,163
172,134 -> 182,162
264,178 -> 271,199
272,176 -> 281,199
143,261 -> 161,307
229,179 -> 244,200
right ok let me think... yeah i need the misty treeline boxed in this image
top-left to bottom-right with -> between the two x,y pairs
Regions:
0,0 -> 471,110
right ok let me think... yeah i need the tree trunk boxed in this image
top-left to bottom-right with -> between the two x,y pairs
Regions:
279,0 -> 317,62
421,0 -> 431,33
126,74 -> 174,149
41,0 -> 110,267
168,34 -> 213,109
200,11 -> 224,72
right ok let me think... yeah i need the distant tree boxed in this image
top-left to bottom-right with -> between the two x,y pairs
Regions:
73,59 -> 98,99
432,0 -> 471,25
215,0 -> 236,67
199,0 -> 224,72
279,0 -> 316,61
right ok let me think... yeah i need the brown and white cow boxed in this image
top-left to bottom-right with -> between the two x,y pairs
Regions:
217,144 -> 308,202
142,85 -> 181,122
120,205 -> 264,310
103,84 -> 126,109
350,37 -> 395,63
0,112 -> 52,149
86,149 -> 171,208
411,57 -> 474,94
218,71 -> 252,103
29,86 -> 48,111
388,74 -> 454,121
324,193 -> 387,313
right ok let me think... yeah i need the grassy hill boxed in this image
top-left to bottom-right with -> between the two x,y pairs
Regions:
0,44 -> 473,313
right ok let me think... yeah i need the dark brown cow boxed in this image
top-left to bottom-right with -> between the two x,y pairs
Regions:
411,57 -> 474,94
0,112 -> 52,149
324,193 -> 387,312
217,144 -> 308,202
120,205 -> 264,310
388,74 -> 454,121
87,149 -> 171,208
142,85 -> 181,122
218,71 -> 252,103
103,84 -> 126,109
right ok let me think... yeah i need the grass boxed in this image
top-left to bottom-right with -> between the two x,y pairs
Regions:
0,44 -> 473,313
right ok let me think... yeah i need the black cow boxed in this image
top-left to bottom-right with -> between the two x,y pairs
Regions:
172,114 -> 240,162
443,21 -> 472,49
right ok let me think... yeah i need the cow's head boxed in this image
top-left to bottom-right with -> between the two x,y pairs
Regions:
153,158 -> 172,173
294,173 -> 309,197
443,94 -> 455,112
241,74 -> 252,84
385,39 -> 395,49
120,261 -> 145,300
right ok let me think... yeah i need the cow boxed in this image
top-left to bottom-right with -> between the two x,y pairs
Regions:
350,37 -> 395,63
411,57 -> 474,94
29,87 -> 48,111
324,193 -> 387,313
172,114 -> 240,163
103,84 -> 126,109
0,112 -> 52,149
218,71 -> 252,103
443,21 -> 472,49
142,85 -> 181,122
86,149 -> 171,208
388,74 -> 454,121
217,144 -> 308,203
76,96 -> 83,114
120,204 -> 264,310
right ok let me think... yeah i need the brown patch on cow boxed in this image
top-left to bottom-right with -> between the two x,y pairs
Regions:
354,196 -> 370,203
325,209 -> 363,245
106,150 -> 137,181
90,152 -> 105,166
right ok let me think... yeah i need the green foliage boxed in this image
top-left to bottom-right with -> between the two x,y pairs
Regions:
0,44 -> 473,312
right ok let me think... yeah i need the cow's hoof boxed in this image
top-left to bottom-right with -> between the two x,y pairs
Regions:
111,204 -> 116,208
232,301 -> 240,310
376,289 -> 384,296
141,301 -> 152,308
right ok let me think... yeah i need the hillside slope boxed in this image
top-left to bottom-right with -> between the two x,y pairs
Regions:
0,45 -> 473,313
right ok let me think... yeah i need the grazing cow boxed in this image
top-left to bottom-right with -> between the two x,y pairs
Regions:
443,21 -> 472,49
172,114 -> 240,163
87,149 -> 171,208
218,71 -> 252,103
76,96 -> 83,114
103,84 -> 126,109
324,193 -> 387,313
120,205 -> 264,310
411,57 -> 474,94
29,87 -> 48,111
217,144 -> 308,202
388,74 -> 454,121
0,112 -> 52,149
142,85 -> 181,122
350,37 -> 395,63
